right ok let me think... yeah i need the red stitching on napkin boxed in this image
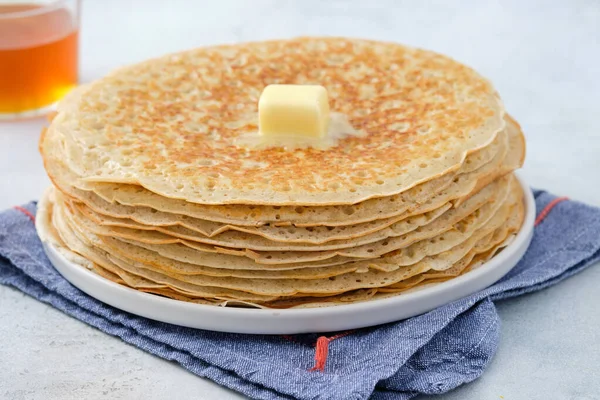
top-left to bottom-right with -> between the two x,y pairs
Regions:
309,330 -> 355,372
535,197 -> 568,227
13,206 -> 35,223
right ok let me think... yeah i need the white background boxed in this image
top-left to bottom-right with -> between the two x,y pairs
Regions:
1,1 -> 599,399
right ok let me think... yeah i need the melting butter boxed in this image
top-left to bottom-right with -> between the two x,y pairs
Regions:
259,84 -> 329,139
235,112 -> 366,150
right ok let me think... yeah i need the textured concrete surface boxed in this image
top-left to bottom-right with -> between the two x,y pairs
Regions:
1,0 -> 599,399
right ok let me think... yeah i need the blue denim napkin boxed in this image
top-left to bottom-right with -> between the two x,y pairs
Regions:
1,190 -> 599,400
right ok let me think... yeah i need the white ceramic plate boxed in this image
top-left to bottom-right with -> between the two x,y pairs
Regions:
41,175 -> 535,334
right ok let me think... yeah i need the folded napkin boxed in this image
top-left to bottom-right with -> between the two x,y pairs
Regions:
1,190 -> 599,400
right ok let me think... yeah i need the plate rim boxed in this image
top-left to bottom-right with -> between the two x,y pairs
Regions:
40,173 -> 535,334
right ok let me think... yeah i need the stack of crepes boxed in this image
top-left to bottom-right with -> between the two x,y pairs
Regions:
37,37 -> 526,309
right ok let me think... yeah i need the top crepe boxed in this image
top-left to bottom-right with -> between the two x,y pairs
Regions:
44,37 -> 505,205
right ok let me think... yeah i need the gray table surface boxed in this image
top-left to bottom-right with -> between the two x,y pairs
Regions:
1,1 -> 599,399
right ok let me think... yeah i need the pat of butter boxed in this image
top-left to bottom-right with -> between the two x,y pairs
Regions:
259,84 -> 330,138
